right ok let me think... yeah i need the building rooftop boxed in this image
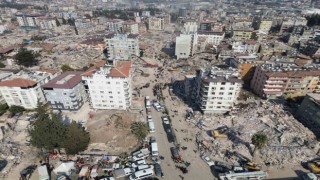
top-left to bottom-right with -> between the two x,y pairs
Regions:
201,66 -> 243,84
82,60 -> 131,78
198,31 -> 224,36
43,71 -> 83,89
307,93 -> 320,105
0,70 -> 56,87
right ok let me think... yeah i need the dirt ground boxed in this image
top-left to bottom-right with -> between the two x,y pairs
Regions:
85,109 -> 140,155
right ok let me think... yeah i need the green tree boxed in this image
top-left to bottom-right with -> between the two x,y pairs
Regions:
61,65 -> 75,72
15,48 -> 39,67
0,104 -> 8,116
63,121 -> 90,155
28,108 -> 67,151
0,62 -> 5,68
131,122 -> 148,143
251,132 -> 268,157
55,18 -> 61,27
9,105 -> 25,114
62,18 -> 67,25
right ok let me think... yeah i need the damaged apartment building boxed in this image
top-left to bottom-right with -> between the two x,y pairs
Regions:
185,66 -> 243,113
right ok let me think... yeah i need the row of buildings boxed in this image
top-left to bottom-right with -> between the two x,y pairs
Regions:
0,60 -> 132,111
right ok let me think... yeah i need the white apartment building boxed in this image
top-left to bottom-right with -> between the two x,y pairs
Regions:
175,33 -> 198,59
184,21 -> 198,34
232,40 -> 260,54
194,66 -> 243,113
198,31 -> 225,45
259,20 -> 273,34
123,21 -> 139,34
104,33 -> 139,60
16,14 -> 43,28
148,17 -> 164,31
82,60 -> 132,110
37,17 -> 57,30
106,19 -> 123,33
0,70 -> 57,109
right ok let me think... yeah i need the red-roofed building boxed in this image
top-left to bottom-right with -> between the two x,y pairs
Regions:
0,70 -> 57,109
82,60 -> 132,110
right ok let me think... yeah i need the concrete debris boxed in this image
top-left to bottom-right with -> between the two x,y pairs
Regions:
188,101 -> 319,168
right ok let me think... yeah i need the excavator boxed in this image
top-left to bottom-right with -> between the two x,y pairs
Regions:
308,160 -> 320,173
212,127 -> 229,138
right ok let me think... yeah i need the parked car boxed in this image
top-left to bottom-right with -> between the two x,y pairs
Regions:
137,165 -> 154,171
150,136 -> 156,143
154,163 -> 164,177
161,116 -> 170,124
202,156 -> 215,166
147,115 -> 153,122
132,153 -> 149,161
131,160 -> 146,168
153,102 -> 162,112
163,124 -> 175,143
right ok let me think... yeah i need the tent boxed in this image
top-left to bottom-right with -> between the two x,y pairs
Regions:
53,162 -> 75,176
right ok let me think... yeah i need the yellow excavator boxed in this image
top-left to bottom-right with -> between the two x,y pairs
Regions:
212,127 -> 228,138
308,160 -> 320,173
244,162 -> 261,171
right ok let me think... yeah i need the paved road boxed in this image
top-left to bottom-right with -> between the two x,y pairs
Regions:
141,81 -> 214,180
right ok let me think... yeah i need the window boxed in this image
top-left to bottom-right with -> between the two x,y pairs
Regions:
100,91 -> 104,93
228,92 -> 233,95
220,87 -> 225,90
109,96 -> 113,98
110,101 -> 114,103
229,87 -> 234,90
211,92 -> 215,95
217,102 -> 222,104
109,91 -> 112,94
221,82 -> 226,85
219,92 -> 224,95
212,87 -> 216,90
231,82 -> 235,85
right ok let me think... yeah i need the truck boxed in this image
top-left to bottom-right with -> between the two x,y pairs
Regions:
218,171 -> 268,180
114,168 -> 135,178
38,165 -> 49,180
170,147 -> 182,163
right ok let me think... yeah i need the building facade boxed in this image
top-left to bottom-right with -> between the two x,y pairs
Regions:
0,70 -> 57,109
104,33 -> 139,60
37,17 -> 57,30
42,71 -> 86,111
296,93 -> 320,130
16,14 -> 43,28
250,64 -> 320,98
123,21 -> 139,34
82,60 -> 132,110
193,66 -> 243,113
184,21 -> 198,34
197,31 -> 225,46
232,29 -> 253,41
232,40 -> 260,54
148,17 -> 164,31
175,33 -> 197,59
259,20 -> 273,34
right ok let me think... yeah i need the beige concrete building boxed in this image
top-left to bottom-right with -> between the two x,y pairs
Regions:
232,29 -> 253,41
148,17 -> 164,31
259,20 -> 273,35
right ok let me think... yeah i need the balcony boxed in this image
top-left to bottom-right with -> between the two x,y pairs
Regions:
266,80 -> 286,84
263,88 -> 282,92
264,84 -> 284,88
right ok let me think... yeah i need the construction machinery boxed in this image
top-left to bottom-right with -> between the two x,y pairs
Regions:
308,160 -> 320,174
244,162 -> 261,171
212,127 -> 229,138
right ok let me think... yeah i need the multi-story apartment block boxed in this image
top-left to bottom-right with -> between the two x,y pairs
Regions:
232,28 -> 253,41
251,64 -> 320,98
123,21 -> 139,34
82,60 -> 132,110
193,66 -> 243,113
259,19 -> 273,35
16,14 -> 43,28
37,17 -> 57,30
232,40 -> 260,54
296,93 -> 320,130
106,19 -> 123,33
175,33 -> 197,59
42,71 -> 86,111
0,70 -> 57,109
229,57 -> 260,86
199,21 -> 212,31
104,33 -> 139,60
184,20 -> 198,34
197,31 -> 225,45
148,17 -> 164,31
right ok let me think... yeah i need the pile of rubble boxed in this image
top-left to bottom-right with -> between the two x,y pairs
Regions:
190,101 -> 319,168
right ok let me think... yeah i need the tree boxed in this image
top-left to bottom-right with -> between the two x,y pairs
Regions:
131,122 -> 148,143
61,65 -> 75,72
28,106 -> 67,151
0,104 -> 8,116
55,18 -> 61,27
62,18 -> 67,25
0,62 -> 5,68
63,121 -> 90,155
9,105 -> 25,114
251,132 -> 268,157
15,48 -> 39,67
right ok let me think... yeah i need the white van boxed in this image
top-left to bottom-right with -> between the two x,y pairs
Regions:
151,142 -> 159,156
145,96 -> 151,109
148,121 -> 155,133
129,168 -> 154,180
131,159 -> 146,168
137,165 -> 154,171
